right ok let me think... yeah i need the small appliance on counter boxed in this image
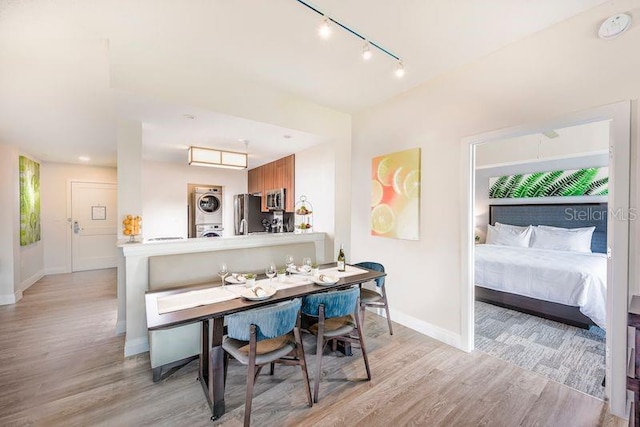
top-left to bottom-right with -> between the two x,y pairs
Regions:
261,212 -> 293,233
234,194 -> 264,235
271,211 -> 284,233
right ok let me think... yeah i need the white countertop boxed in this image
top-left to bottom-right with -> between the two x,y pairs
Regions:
118,232 -> 325,257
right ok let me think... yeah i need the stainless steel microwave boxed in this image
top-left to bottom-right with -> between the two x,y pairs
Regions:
266,188 -> 285,211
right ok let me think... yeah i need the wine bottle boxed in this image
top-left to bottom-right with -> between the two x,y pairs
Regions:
337,244 -> 346,272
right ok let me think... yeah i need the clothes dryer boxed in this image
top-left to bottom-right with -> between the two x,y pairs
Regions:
193,187 -> 223,225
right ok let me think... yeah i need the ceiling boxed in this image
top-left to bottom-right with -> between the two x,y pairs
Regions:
0,0 -> 607,167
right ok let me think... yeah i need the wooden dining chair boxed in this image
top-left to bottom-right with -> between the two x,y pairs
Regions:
355,261 -> 392,335
222,299 -> 312,427
301,287 -> 371,403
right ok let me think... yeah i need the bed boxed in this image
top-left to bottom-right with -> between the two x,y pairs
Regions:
475,203 -> 608,329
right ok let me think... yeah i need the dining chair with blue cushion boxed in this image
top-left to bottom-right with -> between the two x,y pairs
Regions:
223,299 -> 312,427
301,287 -> 371,403
355,261 -> 392,335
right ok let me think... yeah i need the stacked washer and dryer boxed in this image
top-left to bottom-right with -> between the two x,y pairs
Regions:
193,187 -> 224,237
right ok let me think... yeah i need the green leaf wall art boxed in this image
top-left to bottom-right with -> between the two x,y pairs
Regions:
19,156 -> 41,246
489,167 -> 608,199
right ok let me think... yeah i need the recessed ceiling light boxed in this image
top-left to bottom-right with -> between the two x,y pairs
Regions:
79,156 -> 90,162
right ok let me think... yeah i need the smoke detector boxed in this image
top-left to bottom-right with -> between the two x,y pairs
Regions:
598,13 -> 632,40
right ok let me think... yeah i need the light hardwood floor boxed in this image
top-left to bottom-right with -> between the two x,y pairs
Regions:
0,269 -> 626,426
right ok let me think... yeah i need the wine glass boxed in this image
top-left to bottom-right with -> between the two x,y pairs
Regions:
285,254 -> 294,274
218,263 -> 229,286
266,263 -> 276,281
302,257 -> 312,273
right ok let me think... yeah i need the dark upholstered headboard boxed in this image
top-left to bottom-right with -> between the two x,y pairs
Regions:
489,203 -> 607,253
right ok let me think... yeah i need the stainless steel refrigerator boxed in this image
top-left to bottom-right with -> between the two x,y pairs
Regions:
233,194 -> 264,235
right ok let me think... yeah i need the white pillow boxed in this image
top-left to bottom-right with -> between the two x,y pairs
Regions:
486,224 -> 532,247
495,222 -> 529,233
530,225 -> 595,253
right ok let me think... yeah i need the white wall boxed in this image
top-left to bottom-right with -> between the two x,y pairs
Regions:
295,142 -> 336,261
41,162 -> 117,274
476,120 -> 610,167
117,120 -> 142,240
0,144 -> 20,304
474,153 -> 609,242
351,0 -> 640,345
142,160 -> 247,239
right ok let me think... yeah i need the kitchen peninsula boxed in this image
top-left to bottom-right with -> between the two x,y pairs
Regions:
117,232 -> 326,358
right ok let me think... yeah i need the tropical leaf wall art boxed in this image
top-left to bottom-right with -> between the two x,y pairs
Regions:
19,156 -> 41,246
489,167 -> 608,199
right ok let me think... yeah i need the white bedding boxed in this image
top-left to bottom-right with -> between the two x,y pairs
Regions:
475,244 -> 607,329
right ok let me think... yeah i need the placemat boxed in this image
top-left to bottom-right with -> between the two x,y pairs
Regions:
157,286 -> 238,314
319,265 -> 369,278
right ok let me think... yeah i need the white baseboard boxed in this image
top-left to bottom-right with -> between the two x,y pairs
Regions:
370,306 -> 464,351
0,292 -> 20,305
20,270 -> 44,293
124,337 -> 149,357
44,267 -> 70,275
115,320 -> 126,335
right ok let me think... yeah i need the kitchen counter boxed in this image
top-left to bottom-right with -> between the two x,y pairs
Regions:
116,232 -> 326,357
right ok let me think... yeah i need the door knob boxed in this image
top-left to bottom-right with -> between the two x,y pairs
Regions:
73,221 -> 81,234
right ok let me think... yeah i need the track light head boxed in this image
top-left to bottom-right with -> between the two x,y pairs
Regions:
362,41 -> 372,60
395,60 -> 405,78
318,16 -> 332,39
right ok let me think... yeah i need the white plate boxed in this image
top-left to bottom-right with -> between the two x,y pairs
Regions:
225,274 -> 247,284
310,274 -> 339,286
241,286 -> 277,301
287,266 -> 311,276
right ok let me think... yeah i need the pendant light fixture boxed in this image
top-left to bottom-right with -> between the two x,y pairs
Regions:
296,0 -> 405,78
188,146 -> 248,170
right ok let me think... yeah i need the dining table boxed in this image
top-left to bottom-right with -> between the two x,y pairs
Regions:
144,262 -> 386,420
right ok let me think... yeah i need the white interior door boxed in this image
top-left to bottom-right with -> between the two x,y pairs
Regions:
71,182 -> 118,272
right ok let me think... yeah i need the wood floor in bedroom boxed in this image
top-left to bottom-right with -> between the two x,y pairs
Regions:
0,269 -> 627,426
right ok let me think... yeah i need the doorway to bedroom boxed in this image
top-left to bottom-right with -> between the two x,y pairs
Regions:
472,119 -> 610,399
462,102 -> 629,416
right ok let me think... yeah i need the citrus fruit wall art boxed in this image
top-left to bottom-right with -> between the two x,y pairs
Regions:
19,155 -> 41,246
371,148 -> 421,240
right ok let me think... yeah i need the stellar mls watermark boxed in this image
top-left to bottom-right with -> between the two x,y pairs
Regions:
564,207 -> 637,222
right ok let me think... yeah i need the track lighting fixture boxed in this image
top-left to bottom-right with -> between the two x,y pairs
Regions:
362,41 -> 372,61
296,0 -> 404,78
395,60 -> 405,78
318,16 -> 331,39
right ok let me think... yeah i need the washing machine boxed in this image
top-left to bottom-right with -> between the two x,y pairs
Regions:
195,224 -> 223,238
193,187 -> 223,225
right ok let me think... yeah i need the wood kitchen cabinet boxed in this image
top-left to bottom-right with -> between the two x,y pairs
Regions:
247,167 -> 262,195
248,154 -> 295,212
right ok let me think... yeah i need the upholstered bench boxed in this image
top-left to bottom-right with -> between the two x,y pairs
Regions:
147,241 -> 316,381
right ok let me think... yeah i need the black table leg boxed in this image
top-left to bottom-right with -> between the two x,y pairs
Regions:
210,317 -> 226,419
